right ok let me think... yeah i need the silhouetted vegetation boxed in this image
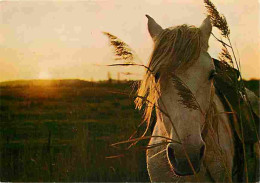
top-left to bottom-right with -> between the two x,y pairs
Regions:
0,80 -> 149,182
243,79 -> 259,96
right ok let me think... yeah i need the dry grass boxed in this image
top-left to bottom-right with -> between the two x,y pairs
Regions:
103,32 -> 135,63
204,0 -> 230,37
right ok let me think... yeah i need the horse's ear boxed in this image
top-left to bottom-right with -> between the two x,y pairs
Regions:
199,16 -> 212,49
146,14 -> 163,41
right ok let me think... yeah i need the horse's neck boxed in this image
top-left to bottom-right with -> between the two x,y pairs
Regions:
202,94 -> 234,181
210,94 -> 234,158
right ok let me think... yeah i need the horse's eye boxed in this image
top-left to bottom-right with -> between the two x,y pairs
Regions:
208,70 -> 217,80
155,72 -> 160,82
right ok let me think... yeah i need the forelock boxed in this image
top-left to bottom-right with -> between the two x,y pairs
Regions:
135,24 -> 202,126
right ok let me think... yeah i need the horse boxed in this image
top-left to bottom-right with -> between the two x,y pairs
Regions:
134,15 -> 242,182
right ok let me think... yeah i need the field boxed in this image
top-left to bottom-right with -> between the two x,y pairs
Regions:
0,80 -> 150,182
0,79 -> 258,182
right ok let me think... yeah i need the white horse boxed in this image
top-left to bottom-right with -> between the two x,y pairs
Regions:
135,15 -> 236,182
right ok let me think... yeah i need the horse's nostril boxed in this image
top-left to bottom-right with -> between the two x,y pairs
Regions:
167,146 -> 177,167
167,143 -> 203,176
199,145 -> 205,160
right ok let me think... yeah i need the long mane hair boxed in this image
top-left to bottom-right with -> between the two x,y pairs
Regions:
135,25 -> 202,127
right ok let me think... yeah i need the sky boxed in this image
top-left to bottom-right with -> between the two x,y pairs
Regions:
0,0 -> 259,82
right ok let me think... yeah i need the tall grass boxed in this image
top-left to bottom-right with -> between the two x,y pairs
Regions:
0,83 -> 149,181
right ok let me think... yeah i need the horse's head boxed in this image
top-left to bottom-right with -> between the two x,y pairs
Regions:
136,15 -> 215,177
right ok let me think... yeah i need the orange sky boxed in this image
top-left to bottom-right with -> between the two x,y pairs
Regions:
0,0 -> 259,82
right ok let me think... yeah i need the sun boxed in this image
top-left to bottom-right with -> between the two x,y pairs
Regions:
38,71 -> 52,79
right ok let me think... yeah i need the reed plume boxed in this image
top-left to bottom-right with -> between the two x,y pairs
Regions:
103,32 -> 135,63
219,46 -> 233,65
204,0 -> 230,37
171,74 -> 201,112
204,0 -> 233,67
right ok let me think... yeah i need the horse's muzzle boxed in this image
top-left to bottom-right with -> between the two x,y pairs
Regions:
166,143 -> 205,176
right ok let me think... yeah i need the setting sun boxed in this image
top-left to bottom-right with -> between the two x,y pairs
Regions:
38,71 -> 51,79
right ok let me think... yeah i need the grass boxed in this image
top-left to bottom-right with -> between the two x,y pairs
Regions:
0,79 -> 258,182
0,80 -> 149,182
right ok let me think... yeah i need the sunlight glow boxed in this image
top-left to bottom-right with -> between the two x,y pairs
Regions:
38,71 -> 51,79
